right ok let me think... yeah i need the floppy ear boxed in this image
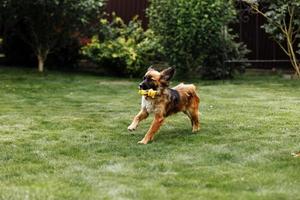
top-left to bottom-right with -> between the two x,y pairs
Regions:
160,67 -> 175,82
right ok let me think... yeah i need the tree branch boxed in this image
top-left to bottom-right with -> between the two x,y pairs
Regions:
243,1 -> 286,34
275,39 -> 290,56
288,6 -> 294,37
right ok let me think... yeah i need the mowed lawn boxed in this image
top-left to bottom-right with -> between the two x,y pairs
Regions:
0,67 -> 299,200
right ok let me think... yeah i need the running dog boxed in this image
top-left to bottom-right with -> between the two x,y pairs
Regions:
128,67 -> 200,144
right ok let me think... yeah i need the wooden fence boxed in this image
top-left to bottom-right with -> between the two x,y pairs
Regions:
105,0 -> 149,29
233,2 -> 291,68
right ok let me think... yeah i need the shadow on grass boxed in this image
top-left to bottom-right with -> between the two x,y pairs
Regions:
147,122 -> 217,146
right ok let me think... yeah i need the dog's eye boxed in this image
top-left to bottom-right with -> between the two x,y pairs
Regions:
143,76 -> 153,81
147,76 -> 155,81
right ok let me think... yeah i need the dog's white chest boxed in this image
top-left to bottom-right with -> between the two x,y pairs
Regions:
141,96 -> 154,113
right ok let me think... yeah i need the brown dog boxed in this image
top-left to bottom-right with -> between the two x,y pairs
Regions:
128,67 -> 200,144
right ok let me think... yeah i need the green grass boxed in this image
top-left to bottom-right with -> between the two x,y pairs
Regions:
0,67 -> 300,200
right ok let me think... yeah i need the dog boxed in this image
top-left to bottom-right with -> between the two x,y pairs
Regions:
128,67 -> 200,144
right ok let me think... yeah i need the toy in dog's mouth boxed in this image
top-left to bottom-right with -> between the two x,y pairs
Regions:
138,89 -> 158,98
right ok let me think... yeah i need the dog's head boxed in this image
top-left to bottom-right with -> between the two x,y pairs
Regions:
139,67 -> 175,90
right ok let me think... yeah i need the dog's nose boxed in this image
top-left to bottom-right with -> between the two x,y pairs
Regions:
139,83 -> 143,89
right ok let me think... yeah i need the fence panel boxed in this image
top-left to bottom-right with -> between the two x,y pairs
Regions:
105,0 -> 149,28
234,2 -> 291,69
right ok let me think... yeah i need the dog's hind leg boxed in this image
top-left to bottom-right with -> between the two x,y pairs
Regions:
138,114 -> 164,144
190,109 -> 200,132
128,109 -> 149,131
184,110 -> 199,132
186,96 -> 200,132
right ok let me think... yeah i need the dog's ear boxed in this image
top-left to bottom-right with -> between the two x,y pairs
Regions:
147,66 -> 155,71
160,67 -> 175,82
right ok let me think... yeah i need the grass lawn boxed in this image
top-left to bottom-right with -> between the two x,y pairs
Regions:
0,67 -> 299,200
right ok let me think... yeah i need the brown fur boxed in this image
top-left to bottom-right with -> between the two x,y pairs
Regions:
128,67 -> 200,144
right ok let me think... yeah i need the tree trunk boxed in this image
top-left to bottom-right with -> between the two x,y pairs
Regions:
36,48 -> 49,73
286,36 -> 300,77
37,55 -> 45,73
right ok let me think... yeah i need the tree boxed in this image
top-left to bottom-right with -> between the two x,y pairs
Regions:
0,0 -> 105,72
243,0 -> 300,77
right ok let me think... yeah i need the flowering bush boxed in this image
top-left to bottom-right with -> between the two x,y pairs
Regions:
82,15 -> 163,76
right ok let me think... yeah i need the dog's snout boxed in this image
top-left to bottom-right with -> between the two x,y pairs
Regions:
139,83 -> 143,89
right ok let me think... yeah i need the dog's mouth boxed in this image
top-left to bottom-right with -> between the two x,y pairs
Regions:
139,83 -> 150,90
138,81 -> 159,98
139,81 -> 158,90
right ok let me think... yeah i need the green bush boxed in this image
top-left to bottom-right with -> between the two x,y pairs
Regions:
148,0 -> 250,79
47,38 -> 82,70
201,30 -> 250,79
81,14 -> 164,76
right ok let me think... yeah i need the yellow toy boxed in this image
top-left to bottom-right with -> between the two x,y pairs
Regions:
138,89 -> 158,98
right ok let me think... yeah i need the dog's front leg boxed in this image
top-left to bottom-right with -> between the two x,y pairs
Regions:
128,108 -> 149,131
138,114 -> 164,144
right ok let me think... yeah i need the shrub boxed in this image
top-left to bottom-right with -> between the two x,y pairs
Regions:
81,14 -> 164,76
201,31 -> 250,79
148,0 -> 250,79
47,38 -> 82,71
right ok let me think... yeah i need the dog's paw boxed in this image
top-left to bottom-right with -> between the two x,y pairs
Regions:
192,126 -> 200,133
292,152 -> 300,157
137,139 -> 148,144
127,125 -> 136,131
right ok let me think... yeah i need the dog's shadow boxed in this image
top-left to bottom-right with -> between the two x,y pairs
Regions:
149,127 -> 203,144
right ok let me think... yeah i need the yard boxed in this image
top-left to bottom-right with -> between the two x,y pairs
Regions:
0,67 -> 299,200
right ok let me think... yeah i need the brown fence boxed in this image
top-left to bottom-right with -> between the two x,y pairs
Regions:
105,0 -> 149,29
233,2 -> 291,69
105,0 -> 292,69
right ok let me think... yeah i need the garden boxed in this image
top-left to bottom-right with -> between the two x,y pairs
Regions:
0,0 -> 300,199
